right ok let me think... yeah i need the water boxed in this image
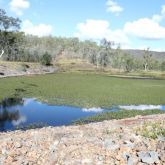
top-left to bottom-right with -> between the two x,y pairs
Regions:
0,98 -> 112,131
119,105 -> 165,111
0,98 -> 164,131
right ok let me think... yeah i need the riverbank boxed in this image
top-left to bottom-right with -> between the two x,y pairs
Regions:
0,114 -> 165,165
0,61 -> 57,78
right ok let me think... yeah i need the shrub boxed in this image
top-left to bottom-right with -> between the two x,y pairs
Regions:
40,52 -> 52,66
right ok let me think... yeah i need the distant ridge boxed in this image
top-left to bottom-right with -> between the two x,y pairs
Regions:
123,49 -> 165,61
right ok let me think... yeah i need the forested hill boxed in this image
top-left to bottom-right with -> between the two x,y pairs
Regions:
124,49 -> 165,61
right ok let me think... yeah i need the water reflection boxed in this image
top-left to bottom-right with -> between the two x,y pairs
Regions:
12,115 -> 26,126
0,108 -> 20,131
0,98 -> 24,131
119,105 -> 164,111
82,107 -> 104,113
0,98 -> 108,131
0,97 -> 164,132
0,97 -> 23,108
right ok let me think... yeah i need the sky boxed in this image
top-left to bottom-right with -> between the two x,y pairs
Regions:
1,0 -> 165,51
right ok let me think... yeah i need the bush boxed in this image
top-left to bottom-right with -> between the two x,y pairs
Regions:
40,52 -> 52,66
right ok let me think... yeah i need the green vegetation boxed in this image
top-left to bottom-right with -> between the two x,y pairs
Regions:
0,73 -> 165,108
16,122 -> 48,131
1,8 -> 165,73
135,121 -> 165,139
161,61 -> 165,71
73,110 -> 165,124
40,52 -> 52,66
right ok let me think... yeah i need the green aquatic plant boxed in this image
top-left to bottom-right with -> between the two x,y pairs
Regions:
73,110 -> 165,125
16,122 -> 48,131
0,73 -> 165,107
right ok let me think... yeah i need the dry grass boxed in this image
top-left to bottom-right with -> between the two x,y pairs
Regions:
55,56 -> 96,72
0,60 -> 41,69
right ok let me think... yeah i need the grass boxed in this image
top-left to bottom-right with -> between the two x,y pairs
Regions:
0,60 -> 41,70
73,110 -> 165,125
0,72 -> 165,108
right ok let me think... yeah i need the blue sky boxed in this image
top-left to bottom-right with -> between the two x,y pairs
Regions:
1,0 -> 165,51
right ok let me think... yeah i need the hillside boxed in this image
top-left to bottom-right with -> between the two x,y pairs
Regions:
124,49 -> 165,61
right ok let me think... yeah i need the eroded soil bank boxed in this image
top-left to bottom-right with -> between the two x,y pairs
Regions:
0,114 -> 165,165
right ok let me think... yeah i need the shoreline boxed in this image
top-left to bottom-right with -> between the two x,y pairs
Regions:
0,114 -> 165,164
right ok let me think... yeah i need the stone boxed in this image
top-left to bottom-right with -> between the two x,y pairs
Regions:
134,142 -> 147,152
123,141 -> 135,149
0,114 -> 164,164
157,136 -> 165,142
138,151 -> 159,164
15,142 -> 22,148
98,155 -> 104,161
123,152 -> 133,165
104,139 -> 120,151
159,152 -> 165,162
1,148 -> 8,155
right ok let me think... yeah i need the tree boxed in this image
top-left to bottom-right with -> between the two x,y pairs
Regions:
99,38 -> 114,67
0,8 -> 21,60
111,45 -> 125,70
40,52 -> 52,66
125,56 -> 134,72
143,48 -> 153,71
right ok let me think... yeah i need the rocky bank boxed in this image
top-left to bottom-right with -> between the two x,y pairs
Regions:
0,62 -> 57,78
0,114 -> 165,165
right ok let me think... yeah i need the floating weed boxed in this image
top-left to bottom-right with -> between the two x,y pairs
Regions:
73,110 -> 165,125
0,73 -> 165,107
16,122 -> 48,131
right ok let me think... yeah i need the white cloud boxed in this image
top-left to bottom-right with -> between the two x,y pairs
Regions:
9,0 -> 30,16
124,18 -> 165,40
22,20 -> 53,37
74,19 -> 129,46
106,0 -> 123,15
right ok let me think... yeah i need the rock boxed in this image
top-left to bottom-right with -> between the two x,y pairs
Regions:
131,155 -> 139,165
104,139 -> 120,151
98,155 -> 104,161
157,136 -> 165,142
123,141 -> 135,149
0,114 -> 164,164
81,159 -> 92,164
137,151 -> 159,164
159,152 -> 165,162
15,142 -> 22,148
49,140 -> 59,153
134,142 -> 148,152
1,148 -> 8,155
123,152 -> 133,165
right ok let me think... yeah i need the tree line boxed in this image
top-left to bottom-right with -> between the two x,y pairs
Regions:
0,8 -> 165,71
